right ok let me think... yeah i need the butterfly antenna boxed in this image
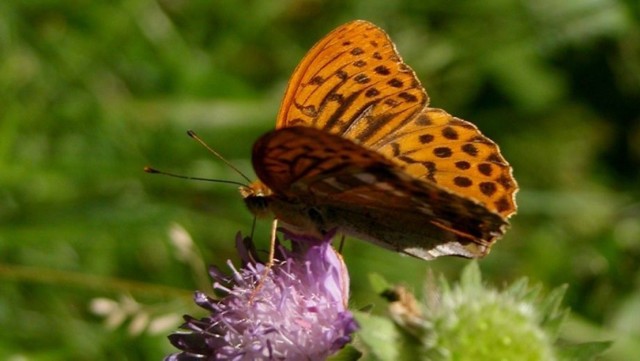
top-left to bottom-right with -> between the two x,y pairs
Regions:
187,130 -> 253,184
144,166 -> 248,187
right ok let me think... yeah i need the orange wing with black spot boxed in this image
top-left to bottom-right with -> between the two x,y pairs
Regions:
273,20 -> 516,218
276,21 -> 427,144
246,20 -> 517,260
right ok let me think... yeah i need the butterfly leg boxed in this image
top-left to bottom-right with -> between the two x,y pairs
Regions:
249,218 -> 279,303
267,218 -> 278,267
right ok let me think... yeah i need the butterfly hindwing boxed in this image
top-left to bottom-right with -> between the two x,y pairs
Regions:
372,107 -> 518,218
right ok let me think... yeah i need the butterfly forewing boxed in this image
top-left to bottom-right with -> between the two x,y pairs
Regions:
252,125 -> 394,198
277,21 -> 428,146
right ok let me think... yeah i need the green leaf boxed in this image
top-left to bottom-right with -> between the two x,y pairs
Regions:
540,284 -> 569,339
505,276 -> 530,299
556,341 -> 612,361
459,261 -> 482,291
354,311 -> 425,361
328,345 -> 363,361
354,311 -> 400,361
368,273 -> 391,295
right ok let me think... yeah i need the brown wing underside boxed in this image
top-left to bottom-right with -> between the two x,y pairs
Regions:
252,126 -> 507,259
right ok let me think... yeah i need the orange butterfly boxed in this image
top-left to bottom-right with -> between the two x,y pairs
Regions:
241,20 -> 517,260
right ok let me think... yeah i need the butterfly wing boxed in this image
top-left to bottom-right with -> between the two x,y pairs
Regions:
252,126 -> 507,259
372,107 -> 518,218
275,20 -> 517,218
276,20 -> 428,146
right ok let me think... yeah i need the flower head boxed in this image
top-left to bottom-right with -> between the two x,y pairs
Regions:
166,232 -> 358,360
359,262 -> 610,361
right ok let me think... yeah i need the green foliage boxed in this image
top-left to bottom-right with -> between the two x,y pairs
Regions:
329,345 -> 364,361
357,263 -> 610,361
1,0 -> 639,359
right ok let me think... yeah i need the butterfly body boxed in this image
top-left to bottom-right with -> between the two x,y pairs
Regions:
242,20 -> 517,260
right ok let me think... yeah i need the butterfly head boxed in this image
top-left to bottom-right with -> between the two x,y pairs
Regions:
240,180 -> 274,218
240,179 -> 329,239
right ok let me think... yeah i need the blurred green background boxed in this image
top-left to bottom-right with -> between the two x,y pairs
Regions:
1,0 -> 639,359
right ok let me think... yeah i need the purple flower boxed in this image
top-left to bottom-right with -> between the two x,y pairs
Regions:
165,232 -> 358,361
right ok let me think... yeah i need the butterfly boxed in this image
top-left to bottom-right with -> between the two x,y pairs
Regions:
240,20 -> 517,260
